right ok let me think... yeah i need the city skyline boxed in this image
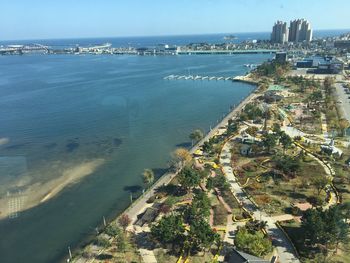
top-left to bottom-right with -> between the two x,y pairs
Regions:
271,19 -> 312,43
1,0 -> 350,41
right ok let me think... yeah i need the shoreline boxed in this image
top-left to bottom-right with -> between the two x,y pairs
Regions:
124,77 -> 258,223
64,75 -> 260,262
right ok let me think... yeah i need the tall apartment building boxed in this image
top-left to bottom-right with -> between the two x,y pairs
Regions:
289,19 -> 312,42
271,19 -> 312,43
271,21 -> 289,44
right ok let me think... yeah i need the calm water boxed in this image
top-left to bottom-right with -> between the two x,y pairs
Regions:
0,53 -> 271,262
1,29 -> 349,48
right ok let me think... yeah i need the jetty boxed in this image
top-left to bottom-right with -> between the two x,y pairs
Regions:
163,74 -> 259,84
163,74 -> 235,81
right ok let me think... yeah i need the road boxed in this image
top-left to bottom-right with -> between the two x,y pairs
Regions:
334,81 -> 350,123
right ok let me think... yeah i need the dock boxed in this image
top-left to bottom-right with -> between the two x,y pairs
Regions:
163,75 -> 235,81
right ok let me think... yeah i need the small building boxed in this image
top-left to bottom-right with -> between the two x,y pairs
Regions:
296,59 -> 313,68
240,144 -> 252,156
227,249 -> 271,263
264,90 -> 283,103
316,60 -> 344,74
320,138 -> 343,157
275,52 -> 287,63
135,203 -> 161,226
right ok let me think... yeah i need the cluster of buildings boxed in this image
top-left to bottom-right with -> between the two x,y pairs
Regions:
271,19 -> 312,44
295,56 -> 345,74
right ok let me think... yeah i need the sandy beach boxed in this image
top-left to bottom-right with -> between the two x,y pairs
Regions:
0,158 -> 104,219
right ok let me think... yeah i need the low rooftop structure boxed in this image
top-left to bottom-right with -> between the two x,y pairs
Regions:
228,249 -> 271,263
293,202 -> 312,212
135,203 -> 161,226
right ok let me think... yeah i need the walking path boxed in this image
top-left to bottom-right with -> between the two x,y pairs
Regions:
139,249 -> 157,263
125,92 -> 258,224
220,139 -> 300,263
121,90 -> 258,262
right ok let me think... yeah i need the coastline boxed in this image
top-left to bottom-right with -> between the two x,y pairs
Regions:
87,74 -> 258,233
125,77 -> 258,223
69,74 -> 259,261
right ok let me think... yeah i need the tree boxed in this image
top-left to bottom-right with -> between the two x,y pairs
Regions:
142,168 -> 155,187
184,190 -> 211,222
202,141 -> 212,154
308,90 -> 323,105
234,227 -> 273,257
246,126 -> 259,140
150,214 -> 185,249
116,232 -> 128,252
324,77 -> 334,94
311,176 -> 329,196
172,148 -> 192,169
339,202 -> 350,221
272,123 -> 281,134
187,218 -> 220,252
178,166 -> 202,192
262,133 -> 277,152
205,177 -> 214,191
279,132 -> 293,154
159,203 -> 172,214
339,118 -> 350,137
302,207 -> 349,252
227,119 -> 238,135
118,214 -> 131,231
105,224 -> 122,237
274,155 -> 300,175
212,174 -> 230,191
307,195 -> 324,208
189,129 -> 204,146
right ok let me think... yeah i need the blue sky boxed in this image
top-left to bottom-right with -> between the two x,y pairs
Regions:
1,0 -> 349,40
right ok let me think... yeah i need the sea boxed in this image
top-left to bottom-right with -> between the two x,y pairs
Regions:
0,30 -> 347,263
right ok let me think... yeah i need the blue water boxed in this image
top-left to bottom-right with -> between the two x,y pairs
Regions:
1,29 -> 348,48
0,52 -> 273,263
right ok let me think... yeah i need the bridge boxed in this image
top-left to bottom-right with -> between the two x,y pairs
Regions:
0,44 -> 50,55
177,49 -> 278,55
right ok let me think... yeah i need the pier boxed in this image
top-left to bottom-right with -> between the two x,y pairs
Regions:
163,74 -> 236,81
163,74 -> 258,82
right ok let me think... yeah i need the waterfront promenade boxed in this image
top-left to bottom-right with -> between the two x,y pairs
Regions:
125,84 -> 258,224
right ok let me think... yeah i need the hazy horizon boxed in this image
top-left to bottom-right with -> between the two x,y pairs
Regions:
1,28 -> 350,43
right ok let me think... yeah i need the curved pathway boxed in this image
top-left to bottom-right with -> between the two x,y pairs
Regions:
220,138 -> 300,263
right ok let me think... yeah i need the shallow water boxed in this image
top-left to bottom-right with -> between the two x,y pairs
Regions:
0,53 -> 271,262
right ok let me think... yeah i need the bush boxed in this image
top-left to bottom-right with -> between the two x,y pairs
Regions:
95,237 -> 111,248
234,227 -> 273,257
105,224 -> 121,237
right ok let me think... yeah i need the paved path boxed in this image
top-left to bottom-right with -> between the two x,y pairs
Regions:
139,249 -> 157,263
220,139 -> 300,263
282,126 -> 338,207
125,92 -> 258,224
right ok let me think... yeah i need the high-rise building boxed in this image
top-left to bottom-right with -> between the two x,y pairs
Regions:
288,19 -> 312,42
271,21 -> 289,44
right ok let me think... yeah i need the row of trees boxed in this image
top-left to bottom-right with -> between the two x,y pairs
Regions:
253,61 -> 290,79
323,77 -> 350,136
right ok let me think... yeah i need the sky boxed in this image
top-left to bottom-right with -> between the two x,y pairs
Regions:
1,0 -> 349,40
